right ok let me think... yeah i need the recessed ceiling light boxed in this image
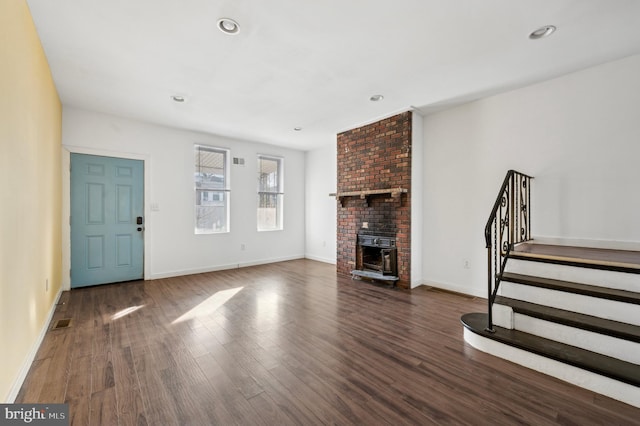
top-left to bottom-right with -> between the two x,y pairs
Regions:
217,18 -> 240,35
293,127 -> 302,131
171,95 -> 186,103
370,94 -> 384,102
529,25 -> 556,40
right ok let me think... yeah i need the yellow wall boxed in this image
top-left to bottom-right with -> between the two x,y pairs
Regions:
0,0 -> 62,401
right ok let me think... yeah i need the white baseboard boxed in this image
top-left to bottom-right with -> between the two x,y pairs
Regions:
304,254 -> 336,265
5,289 -> 62,403
419,280 -> 485,298
238,254 -> 304,268
148,263 -> 241,279
147,255 -> 306,280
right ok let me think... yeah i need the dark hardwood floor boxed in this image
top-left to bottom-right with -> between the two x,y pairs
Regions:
16,259 -> 639,425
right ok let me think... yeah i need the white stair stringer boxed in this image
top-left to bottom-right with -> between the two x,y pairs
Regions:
505,258 -> 639,292
500,281 -> 640,327
463,328 -> 640,408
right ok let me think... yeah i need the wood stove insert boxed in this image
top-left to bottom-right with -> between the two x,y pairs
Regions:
352,232 -> 399,283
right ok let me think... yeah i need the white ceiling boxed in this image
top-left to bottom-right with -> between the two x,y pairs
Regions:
26,0 -> 640,151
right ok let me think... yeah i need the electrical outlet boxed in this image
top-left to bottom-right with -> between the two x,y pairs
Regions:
241,244 -> 246,251
463,259 -> 470,269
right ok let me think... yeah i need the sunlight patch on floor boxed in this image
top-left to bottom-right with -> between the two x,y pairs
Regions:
172,287 -> 244,324
112,305 -> 145,320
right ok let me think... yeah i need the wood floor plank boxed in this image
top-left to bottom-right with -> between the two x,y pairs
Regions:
279,324 -> 432,424
14,259 -> 640,425
89,387 -> 118,425
158,366 -> 209,425
267,363 -> 356,425
90,324 -> 114,395
14,358 -> 50,403
64,354 -> 91,402
38,330 -> 75,403
132,345 -> 181,426
161,334 -> 209,387
225,339 -> 325,423
65,397 -> 90,426
194,352 -> 268,425
188,381 -> 238,425
216,336 -> 325,425
113,346 -> 148,426
215,341 -> 265,400
245,391 -> 300,426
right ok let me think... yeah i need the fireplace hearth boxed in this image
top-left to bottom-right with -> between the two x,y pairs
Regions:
352,232 -> 399,284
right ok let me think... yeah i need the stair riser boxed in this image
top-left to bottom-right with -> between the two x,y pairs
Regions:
512,312 -> 640,364
463,328 -> 640,408
492,303 -> 515,329
493,304 -> 640,363
500,282 -> 640,326
505,259 -> 639,292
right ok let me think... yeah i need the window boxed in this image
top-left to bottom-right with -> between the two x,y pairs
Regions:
195,145 -> 230,233
257,155 -> 283,231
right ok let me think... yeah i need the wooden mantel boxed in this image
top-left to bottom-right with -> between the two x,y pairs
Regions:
329,188 -> 407,207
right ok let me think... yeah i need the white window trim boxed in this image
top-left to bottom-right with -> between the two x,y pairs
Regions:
257,154 -> 284,232
194,144 -> 231,234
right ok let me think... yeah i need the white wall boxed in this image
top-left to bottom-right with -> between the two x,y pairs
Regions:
422,54 -> 640,297
304,143 -> 337,263
0,0 -> 62,401
411,112 -> 424,288
62,107 -> 305,285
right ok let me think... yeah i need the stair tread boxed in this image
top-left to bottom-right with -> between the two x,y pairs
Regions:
495,296 -> 640,343
501,272 -> 640,305
514,242 -> 640,267
461,312 -> 640,387
510,243 -> 640,274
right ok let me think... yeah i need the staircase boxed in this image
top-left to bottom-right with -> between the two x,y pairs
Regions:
461,171 -> 640,408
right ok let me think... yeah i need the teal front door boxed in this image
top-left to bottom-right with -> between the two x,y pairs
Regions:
71,154 -> 144,288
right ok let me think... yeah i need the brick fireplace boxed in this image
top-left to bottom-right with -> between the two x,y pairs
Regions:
335,111 -> 412,288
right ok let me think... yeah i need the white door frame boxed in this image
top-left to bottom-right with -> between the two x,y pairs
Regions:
62,145 -> 152,290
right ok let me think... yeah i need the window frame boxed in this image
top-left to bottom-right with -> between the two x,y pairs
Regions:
256,154 -> 284,231
194,144 -> 231,234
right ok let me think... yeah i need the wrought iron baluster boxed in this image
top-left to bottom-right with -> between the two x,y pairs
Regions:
527,176 -> 531,240
516,175 -> 520,242
484,170 -> 533,331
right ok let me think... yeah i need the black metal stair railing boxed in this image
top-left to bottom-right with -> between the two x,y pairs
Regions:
484,170 -> 533,332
